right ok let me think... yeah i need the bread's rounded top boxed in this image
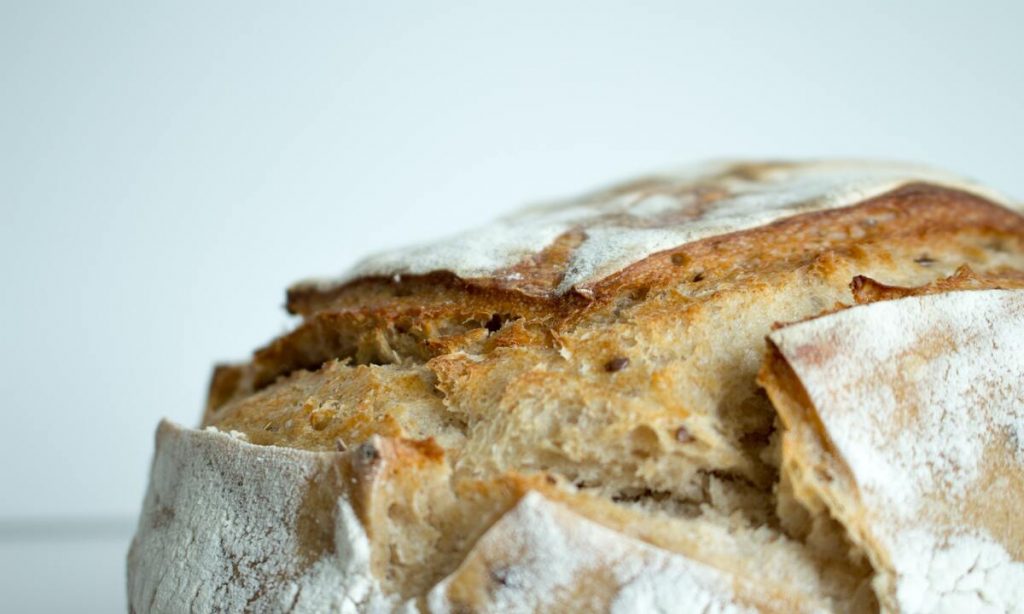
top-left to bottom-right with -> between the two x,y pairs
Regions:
295,160 -> 1011,299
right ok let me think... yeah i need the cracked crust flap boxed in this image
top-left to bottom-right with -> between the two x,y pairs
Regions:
127,421 -> 393,613
426,491 -> 814,614
128,422 -> 828,613
289,159 -> 1016,306
760,289 -> 1024,612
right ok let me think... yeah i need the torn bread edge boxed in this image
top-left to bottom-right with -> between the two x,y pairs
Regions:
760,288 -> 1024,613
129,288 -> 1024,613
127,422 -> 766,613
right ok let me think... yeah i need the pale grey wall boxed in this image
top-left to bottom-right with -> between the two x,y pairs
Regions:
2,0 -> 1022,519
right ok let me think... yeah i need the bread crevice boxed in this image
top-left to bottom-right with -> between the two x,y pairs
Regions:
201,188 -> 1024,610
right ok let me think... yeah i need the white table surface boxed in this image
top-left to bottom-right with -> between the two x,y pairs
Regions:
0,522 -> 131,613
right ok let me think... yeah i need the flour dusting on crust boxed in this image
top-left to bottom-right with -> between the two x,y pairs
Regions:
768,289 -> 1024,613
127,421 -> 396,613
300,160 -> 1012,296
129,423 -> 773,613
426,491 -> 755,614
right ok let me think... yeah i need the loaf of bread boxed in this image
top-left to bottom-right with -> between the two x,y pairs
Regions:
128,160 -> 1024,613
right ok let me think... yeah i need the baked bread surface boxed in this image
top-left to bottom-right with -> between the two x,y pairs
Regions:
129,160 -> 1024,613
762,288 -> 1024,613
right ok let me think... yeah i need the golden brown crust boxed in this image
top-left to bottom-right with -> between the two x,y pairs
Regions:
286,185 -> 1023,313
850,263 -> 1024,303
210,186 -> 1024,416
198,174 -> 1024,609
208,188 -> 1024,495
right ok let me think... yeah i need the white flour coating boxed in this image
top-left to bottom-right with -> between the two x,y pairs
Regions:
769,289 -> 1024,613
887,529 -> 1024,613
127,421 -> 396,614
301,160 -> 1013,295
130,423 -> 766,613
426,491 -> 754,614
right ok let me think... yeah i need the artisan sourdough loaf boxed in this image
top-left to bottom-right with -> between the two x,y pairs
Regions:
128,160 -> 1024,613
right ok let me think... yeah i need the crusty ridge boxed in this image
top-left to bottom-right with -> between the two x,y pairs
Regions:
214,185 -> 1024,413
289,160 -> 1011,300
199,163 -> 1024,608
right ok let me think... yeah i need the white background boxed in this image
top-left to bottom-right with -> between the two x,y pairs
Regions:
2,1 -> 1022,611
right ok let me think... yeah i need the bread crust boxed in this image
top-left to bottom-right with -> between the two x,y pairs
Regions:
760,289 -> 1024,612
130,160 -> 1024,612
287,184 -> 1022,312
215,185 -> 1024,416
